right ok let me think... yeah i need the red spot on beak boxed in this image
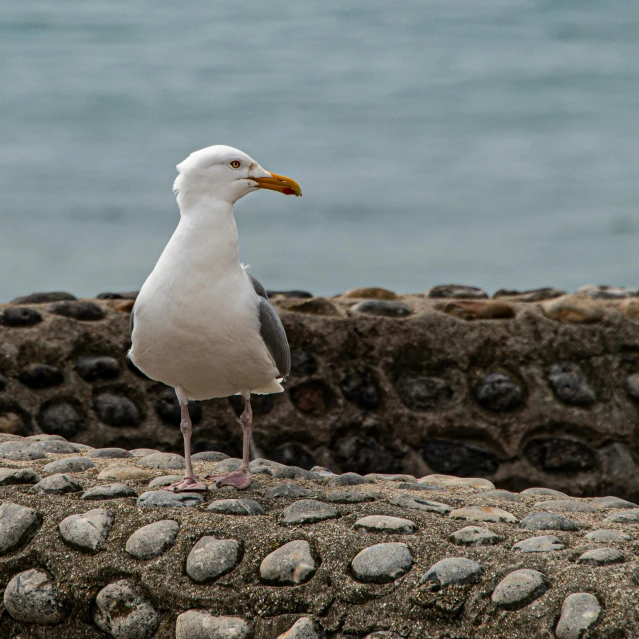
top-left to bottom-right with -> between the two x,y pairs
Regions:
282,187 -> 295,196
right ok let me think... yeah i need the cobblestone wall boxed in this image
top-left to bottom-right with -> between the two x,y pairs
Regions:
2,285 -> 639,500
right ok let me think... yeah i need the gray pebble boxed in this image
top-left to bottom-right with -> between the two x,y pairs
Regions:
266,483 -> 314,499
472,490 -> 523,503
88,448 -> 133,459
4,569 -> 68,624
0,441 -> 45,461
0,501 -> 43,554
82,484 -> 137,500
351,542 -> 413,584
32,473 -> 82,494
491,569 -> 548,610
148,475 -> 184,489
532,499 -> 596,513
186,536 -> 242,583
604,509 -> 639,524
126,520 -> 180,559
26,434 -> 67,442
555,593 -> 601,639
576,547 -> 624,566
450,506 -> 517,524
59,508 -> 114,552
548,362 -> 597,406
0,468 -> 41,485
260,540 -> 318,585
351,300 -> 412,317
390,493 -> 451,515
43,456 -> 96,474
207,499 -> 264,515
325,490 -> 379,504
272,466 -> 320,481
130,448 -> 161,457
137,452 -> 185,470
591,496 -> 638,509
277,617 -> 318,639
211,458 -> 243,474
353,515 -> 416,534
191,451 -> 229,462
176,612 -> 252,639
398,482 -> 445,491
280,499 -> 339,525
585,529 -> 631,543
512,535 -> 565,553
327,472 -> 374,487
31,439 -> 82,454
366,473 -> 416,482
450,526 -> 503,546
310,466 -> 336,477
93,579 -> 161,639
137,490 -> 204,508
520,487 -> 568,498
421,557 -> 483,587
520,512 -> 579,531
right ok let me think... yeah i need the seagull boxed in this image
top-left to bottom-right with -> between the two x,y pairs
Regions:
129,145 -> 302,491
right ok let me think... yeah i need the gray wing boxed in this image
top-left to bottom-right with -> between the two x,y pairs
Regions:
250,274 -> 291,378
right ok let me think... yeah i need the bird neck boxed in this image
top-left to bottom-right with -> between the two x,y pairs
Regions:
176,195 -> 241,270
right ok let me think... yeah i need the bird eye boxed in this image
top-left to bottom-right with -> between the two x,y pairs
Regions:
230,160 -> 241,169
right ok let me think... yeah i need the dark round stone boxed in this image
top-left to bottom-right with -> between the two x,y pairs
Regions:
625,374 -> 639,402
0,307 -> 43,327
155,389 -> 202,426
229,393 -> 273,417
421,440 -> 499,477
547,363 -> 596,406
335,435 -> 399,475
93,394 -> 140,427
39,402 -> 83,438
290,350 -> 318,376
75,356 -> 120,381
340,371 -> 380,409
18,364 -> 64,389
474,373 -> 523,411
10,291 -> 76,304
524,436 -> 598,473
290,382 -> 332,415
47,301 -> 105,321
270,442 -> 316,470
395,376 -> 453,411
351,300 -> 412,317
428,285 -> 488,299
96,291 -> 138,300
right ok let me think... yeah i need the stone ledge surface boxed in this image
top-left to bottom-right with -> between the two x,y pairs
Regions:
2,288 -> 639,501
0,438 -> 638,638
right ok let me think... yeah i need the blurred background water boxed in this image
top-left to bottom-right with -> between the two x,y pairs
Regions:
1,0 -> 638,301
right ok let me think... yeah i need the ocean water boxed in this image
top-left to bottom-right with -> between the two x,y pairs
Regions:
1,0 -> 638,301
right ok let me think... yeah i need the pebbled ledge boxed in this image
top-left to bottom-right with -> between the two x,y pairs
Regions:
0,437 -> 638,638
2,287 -> 639,501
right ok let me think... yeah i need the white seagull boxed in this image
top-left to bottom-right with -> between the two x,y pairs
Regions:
129,145 -> 302,491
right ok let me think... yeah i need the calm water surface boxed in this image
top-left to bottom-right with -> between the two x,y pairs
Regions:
1,1 -> 638,300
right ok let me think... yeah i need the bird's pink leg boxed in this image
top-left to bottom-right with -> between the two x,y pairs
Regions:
210,394 -> 252,490
164,388 -> 206,492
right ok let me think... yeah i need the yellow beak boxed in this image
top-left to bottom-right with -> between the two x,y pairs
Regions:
251,171 -> 302,197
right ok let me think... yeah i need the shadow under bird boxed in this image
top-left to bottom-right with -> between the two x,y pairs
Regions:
129,145 -> 302,491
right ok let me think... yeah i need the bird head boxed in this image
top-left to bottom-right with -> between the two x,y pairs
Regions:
173,145 -> 302,205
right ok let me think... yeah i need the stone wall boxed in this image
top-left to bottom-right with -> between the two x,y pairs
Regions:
2,286 -> 639,500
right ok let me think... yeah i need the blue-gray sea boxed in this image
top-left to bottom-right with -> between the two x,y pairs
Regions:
1,1 -> 638,301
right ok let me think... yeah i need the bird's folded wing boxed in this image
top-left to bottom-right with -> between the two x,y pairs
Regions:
249,274 -> 291,379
